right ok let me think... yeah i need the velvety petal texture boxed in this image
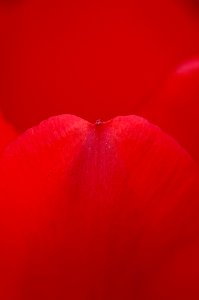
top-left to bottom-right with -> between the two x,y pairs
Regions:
0,115 -> 199,299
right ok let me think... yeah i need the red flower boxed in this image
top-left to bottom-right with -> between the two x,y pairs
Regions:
0,1 -> 199,299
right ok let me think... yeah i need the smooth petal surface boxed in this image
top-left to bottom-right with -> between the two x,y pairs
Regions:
0,112 -> 17,153
0,115 -> 199,299
1,0 -> 199,130
139,59 -> 199,163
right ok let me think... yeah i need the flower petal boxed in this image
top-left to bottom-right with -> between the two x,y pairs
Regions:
0,114 -> 198,299
139,59 -> 199,163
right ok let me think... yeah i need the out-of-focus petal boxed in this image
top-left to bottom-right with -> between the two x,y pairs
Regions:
0,112 -> 17,153
1,0 -> 199,130
139,59 -> 199,163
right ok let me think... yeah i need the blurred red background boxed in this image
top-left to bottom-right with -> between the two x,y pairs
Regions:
1,0 -> 199,131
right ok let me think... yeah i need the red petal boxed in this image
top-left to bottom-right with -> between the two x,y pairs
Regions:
1,0 -> 199,130
0,115 -> 198,299
0,112 -> 17,153
139,59 -> 199,162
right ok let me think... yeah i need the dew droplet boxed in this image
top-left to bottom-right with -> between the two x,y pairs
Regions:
95,119 -> 103,126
